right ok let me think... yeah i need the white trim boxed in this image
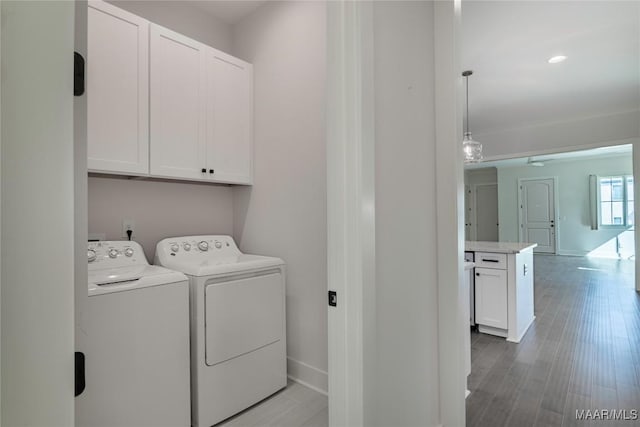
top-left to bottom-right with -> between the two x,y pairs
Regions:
480,138 -> 639,163
634,142 -> 640,291
287,376 -> 329,397
326,2 -> 375,426
636,0 -> 640,292
518,177 -> 559,254
557,250 -> 589,257
286,357 -> 328,395
434,2 -> 466,427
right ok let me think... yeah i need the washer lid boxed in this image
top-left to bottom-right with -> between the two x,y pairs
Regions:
88,265 -> 187,296
158,254 -> 284,277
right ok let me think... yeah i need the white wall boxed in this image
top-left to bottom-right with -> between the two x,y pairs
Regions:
497,154 -> 633,256
88,177 -> 234,261
372,2 -> 440,425
108,0 -> 232,52
1,1 -> 76,424
231,1 -> 328,392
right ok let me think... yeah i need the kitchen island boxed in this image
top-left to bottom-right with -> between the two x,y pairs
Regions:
465,241 -> 537,343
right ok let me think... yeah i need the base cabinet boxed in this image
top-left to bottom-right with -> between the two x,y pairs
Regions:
475,268 -> 508,330
467,245 -> 536,343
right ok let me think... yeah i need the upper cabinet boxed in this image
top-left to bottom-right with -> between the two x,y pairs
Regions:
87,1 -> 149,175
149,25 -> 207,181
87,2 -> 253,185
148,25 -> 254,184
206,51 -> 253,185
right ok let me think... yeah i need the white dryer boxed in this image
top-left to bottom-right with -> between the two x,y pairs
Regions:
77,241 -> 191,427
155,235 -> 286,427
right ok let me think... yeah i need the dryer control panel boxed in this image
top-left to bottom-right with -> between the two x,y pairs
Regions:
88,241 -> 148,270
156,235 -> 241,260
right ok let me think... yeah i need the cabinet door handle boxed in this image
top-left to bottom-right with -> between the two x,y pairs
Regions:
481,258 -> 499,263
201,168 -> 206,173
209,169 -> 214,174
476,272 -> 480,276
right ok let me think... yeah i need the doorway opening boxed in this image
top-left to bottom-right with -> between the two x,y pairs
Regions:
465,144 -> 635,260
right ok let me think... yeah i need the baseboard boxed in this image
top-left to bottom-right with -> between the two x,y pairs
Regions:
556,250 -> 588,257
287,357 -> 328,395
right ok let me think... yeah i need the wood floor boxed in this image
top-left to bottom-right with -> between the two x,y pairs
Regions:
466,254 -> 640,427
217,381 -> 328,427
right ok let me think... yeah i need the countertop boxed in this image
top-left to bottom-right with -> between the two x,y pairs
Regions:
464,261 -> 475,271
465,241 -> 538,254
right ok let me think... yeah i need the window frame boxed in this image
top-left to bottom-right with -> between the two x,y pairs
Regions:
597,174 -> 634,229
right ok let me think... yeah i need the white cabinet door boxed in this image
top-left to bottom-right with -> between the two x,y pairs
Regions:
206,51 -> 253,184
475,267 -> 508,329
87,1 -> 149,175
149,24 -> 207,180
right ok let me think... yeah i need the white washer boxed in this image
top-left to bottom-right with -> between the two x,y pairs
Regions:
77,241 -> 191,427
155,235 -> 287,427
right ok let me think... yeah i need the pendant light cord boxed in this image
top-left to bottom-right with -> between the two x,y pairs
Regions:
465,75 -> 469,134
462,70 -> 473,135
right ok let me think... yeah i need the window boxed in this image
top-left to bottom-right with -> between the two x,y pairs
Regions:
599,175 -> 634,227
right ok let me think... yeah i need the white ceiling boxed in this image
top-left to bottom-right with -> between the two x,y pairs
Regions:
462,1 -> 640,134
185,0 -> 266,24
465,143 -> 633,170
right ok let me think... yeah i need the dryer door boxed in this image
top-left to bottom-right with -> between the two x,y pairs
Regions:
205,271 -> 284,366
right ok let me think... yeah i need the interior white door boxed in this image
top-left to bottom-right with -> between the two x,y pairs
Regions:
520,178 -> 556,253
206,51 -> 253,184
149,24 -> 207,180
87,1 -> 149,175
474,184 -> 498,241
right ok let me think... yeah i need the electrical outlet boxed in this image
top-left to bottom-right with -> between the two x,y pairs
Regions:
122,219 -> 135,239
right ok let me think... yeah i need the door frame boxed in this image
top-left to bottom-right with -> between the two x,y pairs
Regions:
470,182 -> 498,241
518,176 -> 559,254
326,2 -> 376,426
326,1 -> 464,426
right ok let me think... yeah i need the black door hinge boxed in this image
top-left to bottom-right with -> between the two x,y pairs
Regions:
74,52 -> 85,96
328,290 -> 337,307
75,351 -> 85,397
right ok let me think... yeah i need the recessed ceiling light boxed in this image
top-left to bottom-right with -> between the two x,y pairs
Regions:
548,55 -> 567,64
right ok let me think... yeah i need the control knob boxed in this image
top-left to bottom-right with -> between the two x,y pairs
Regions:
215,241 -> 222,249
183,243 -> 191,251
87,249 -> 96,263
108,249 -> 118,259
124,248 -> 134,257
170,243 -> 180,253
198,241 -> 209,251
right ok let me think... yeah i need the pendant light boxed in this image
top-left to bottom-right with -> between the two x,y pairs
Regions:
462,70 -> 483,163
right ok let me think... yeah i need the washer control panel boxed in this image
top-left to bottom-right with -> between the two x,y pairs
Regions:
88,241 -> 148,269
157,235 -> 240,260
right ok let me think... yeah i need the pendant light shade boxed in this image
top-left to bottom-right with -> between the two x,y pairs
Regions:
462,70 -> 483,163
